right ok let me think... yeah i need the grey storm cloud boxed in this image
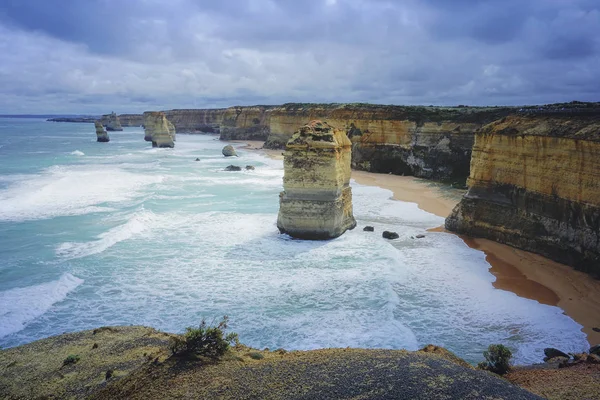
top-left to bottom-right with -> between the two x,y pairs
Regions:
0,0 -> 598,113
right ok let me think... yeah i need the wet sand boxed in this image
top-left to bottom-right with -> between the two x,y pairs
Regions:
244,141 -> 600,345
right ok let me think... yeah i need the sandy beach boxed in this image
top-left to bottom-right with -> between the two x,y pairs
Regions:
241,141 -> 600,346
352,170 -> 600,346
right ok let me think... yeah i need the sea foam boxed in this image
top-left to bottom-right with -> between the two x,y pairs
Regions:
0,273 -> 84,338
0,165 -> 161,221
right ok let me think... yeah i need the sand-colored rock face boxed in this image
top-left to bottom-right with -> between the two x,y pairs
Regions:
277,121 -> 356,239
94,121 -> 109,142
143,111 -> 175,148
118,114 -> 143,127
159,104 -> 515,180
102,112 -> 123,131
446,114 -> 600,275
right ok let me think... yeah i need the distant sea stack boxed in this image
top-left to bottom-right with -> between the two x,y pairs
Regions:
102,112 -> 123,131
277,120 -> 356,240
94,121 -> 109,142
143,111 -> 175,148
446,114 -> 600,276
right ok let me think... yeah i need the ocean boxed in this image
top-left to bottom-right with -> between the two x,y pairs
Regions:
0,118 -> 589,364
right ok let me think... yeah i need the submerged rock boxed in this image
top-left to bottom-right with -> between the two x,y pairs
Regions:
143,111 -> 175,148
245,165 -> 255,170
102,112 -> 123,131
225,165 -> 242,171
277,120 -> 356,240
222,145 -> 238,157
416,234 -> 425,239
94,121 -> 109,142
382,231 -> 399,239
363,226 -> 375,232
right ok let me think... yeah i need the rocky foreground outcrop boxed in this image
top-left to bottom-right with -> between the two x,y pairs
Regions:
446,114 -> 600,276
0,326 -> 542,400
94,121 -> 109,142
277,120 -> 356,239
143,112 -> 175,148
101,112 -> 123,131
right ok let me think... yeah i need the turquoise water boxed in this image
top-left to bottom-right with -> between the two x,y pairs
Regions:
0,118 -> 589,364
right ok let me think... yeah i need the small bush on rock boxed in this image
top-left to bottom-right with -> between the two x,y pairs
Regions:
63,354 -> 80,366
170,316 -> 239,359
478,344 -> 512,375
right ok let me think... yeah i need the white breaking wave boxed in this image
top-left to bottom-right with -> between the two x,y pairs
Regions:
0,274 -> 84,338
56,209 -> 155,259
0,165 -> 162,221
70,150 -> 85,156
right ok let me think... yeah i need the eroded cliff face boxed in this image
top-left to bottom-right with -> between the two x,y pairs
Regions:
277,120 -> 356,239
157,104 -> 514,180
102,112 -> 123,131
164,109 -> 227,133
446,114 -> 600,275
143,112 -> 175,148
118,114 -> 144,127
94,121 -> 109,142
264,104 -> 516,180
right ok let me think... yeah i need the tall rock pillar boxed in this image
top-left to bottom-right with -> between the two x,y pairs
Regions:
103,112 -> 123,131
143,111 -> 175,148
277,120 -> 356,239
94,121 -> 110,142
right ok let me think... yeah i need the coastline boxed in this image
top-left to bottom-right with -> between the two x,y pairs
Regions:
242,141 -> 600,346
352,171 -> 600,346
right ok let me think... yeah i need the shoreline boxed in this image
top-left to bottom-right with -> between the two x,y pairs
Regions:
352,171 -> 600,346
243,141 -> 600,346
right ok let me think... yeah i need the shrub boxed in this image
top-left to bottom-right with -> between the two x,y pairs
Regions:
170,316 -> 239,359
248,352 -> 264,360
63,354 -> 80,366
478,344 -> 512,375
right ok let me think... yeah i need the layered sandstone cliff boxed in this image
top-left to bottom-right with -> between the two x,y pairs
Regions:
265,104 -> 516,180
160,104 -> 515,180
118,114 -> 143,127
102,112 -> 123,131
446,114 -> 600,275
277,120 -> 356,239
94,120 -> 109,142
143,112 -> 175,148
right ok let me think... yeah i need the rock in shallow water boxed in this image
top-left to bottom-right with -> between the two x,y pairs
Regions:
382,231 -> 399,240
363,226 -> 375,232
225,165 -> 242,171
222,145 -> 238,157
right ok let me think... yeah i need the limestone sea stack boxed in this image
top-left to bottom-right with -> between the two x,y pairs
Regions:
445,113 -> 600,276
277,120 -> 356,239
102,112 -> 123,131
94,121 -> 109,142
143,111 -> 175,148
167,119 -> 176,142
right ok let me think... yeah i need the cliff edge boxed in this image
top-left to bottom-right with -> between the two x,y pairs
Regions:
0,327 -> 541,400
446,114 -> 600,276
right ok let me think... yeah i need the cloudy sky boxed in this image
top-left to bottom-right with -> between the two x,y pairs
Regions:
0,0 -> 599,114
